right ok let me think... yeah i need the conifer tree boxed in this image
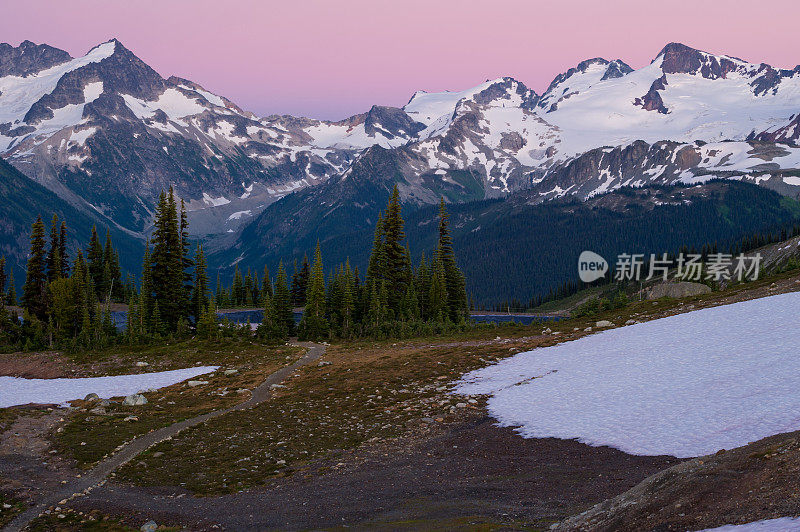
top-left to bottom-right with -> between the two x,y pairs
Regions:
23,216 -> 48,320
272,261 -> 293,337
87,225 -> 105,296
140,243 -> 153,333
366,211 -> 385,284
103,230 -> 122,301
150,188 -> 186,330
191,244 -> 209,319
261,266 -> 272,303
6,269 -> 16,306
232,265 -> 244,306
46,214 -> 62,282
0,256 -> 6,305
436,198 -> 468,322
298,242 -> 328,340
291,255 -> 310,307
59,221 -> 69,278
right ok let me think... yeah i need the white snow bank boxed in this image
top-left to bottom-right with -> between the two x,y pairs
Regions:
456,291 -> 800,458
0,366 -> 218,408
701,517 -> 800,531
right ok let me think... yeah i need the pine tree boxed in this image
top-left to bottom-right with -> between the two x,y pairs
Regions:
0,256 -> 6,306
436,198 -> 468,323
87,225 -> 105,297
261,266 -> 272,303
23,216 -> 48,320
46,214 -> 62,282
140,243 -> 153,333
6,269 -> 16,306
257,291 -> 277,340
366,211 -> 385,284
273,261 -> 293,337
103,230 -> 122,301
291,255 -> 311,307
232,265 -> 244,306
298,242 -> 328,340
150,188 -> 185,330
59,221 -> 70,278
191,244 -> 209,319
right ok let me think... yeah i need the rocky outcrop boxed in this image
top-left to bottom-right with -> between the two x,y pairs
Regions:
0,40 -> 70,77
646,282 -> 711,300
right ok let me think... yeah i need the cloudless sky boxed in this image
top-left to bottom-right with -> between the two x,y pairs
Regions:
2,0 -> 799,120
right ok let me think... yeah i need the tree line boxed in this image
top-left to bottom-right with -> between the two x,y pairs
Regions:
0,186 -> 470,350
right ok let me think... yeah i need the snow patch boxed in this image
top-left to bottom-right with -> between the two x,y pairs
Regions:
457,292 -> 800,458
0,366 -> 218,408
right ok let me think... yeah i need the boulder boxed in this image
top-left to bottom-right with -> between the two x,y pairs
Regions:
141,520 -> 158,532
187,380 -> 209,387
123,394 -> 148,406
647,281 -> 711,300
83,393 -> 99,402
223,369 -> 239,376
595,320 -> 614,328
136,361 -> 149,367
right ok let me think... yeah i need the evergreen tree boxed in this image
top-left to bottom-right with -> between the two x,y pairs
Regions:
22,216 -> 48,320
191,244 -> 209,319
150,188 -> 186,330
58,221 -> 70,278
6,269 -> 15,306
0,256 -> 6,306
232,265 -> 244,306
46,214 -> 62,282
140,243 -> 154,333
103,230 -> 122,301
261,266 -> 272,302
291,255 -> 311,307
87,225 -> 105,297
436,198 -> 468,322
272,261 -> 293,337
298,242 -> 328,340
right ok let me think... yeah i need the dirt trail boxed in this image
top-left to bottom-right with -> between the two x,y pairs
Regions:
2,341 -> 325,532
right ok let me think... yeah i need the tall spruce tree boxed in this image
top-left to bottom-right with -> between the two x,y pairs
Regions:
291,255 -> 311,307
140,243 -> 153,333
87,226 -> 105,297
191,244 -> 209,319
436,198 -> 468,322
273,261 -> 293,337
22,216 -> 48,320
298,242 -> 328,340
46,214 -> 62,282
150,188 -> 186,330
0,256 -> 6,306
103,230 -> 122,301
58,221 -> 69,278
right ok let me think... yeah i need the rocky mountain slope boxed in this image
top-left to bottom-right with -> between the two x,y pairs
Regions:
2,39 -> 800,243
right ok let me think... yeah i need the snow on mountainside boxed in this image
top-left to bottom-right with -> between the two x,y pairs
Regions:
2,39 -> 800,238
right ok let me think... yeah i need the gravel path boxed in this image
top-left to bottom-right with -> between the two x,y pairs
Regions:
3,341 -> 325,532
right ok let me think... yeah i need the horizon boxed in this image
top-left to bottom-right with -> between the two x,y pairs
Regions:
2,0 -> 800,120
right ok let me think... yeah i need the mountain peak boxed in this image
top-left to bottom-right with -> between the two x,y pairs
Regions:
655,41 -> 749,79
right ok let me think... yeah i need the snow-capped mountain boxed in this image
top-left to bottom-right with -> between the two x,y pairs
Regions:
2,39 -> 800,241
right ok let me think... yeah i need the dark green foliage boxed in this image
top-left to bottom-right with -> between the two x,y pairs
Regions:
22,216 -> 48,320
272,262 -> 293,337
150,188 -> 188,330
297,243 -> 328,340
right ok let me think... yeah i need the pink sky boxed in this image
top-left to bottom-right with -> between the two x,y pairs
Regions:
3,0 -> 799,120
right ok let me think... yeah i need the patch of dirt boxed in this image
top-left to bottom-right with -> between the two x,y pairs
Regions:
555,430 -> 800,531
0,351 -> 81,379
71,413 -> 677,530
0,407 -> 76,509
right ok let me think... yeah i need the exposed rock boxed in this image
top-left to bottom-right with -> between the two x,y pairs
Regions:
595,320 -> 614,328
83,393 -> 99,402
136,361 -> 149,367
223,369 -> 239,376
122,394 -> 147,406
140,520 -> 158,532
647,281 -> 712,300
317,361 -> 332,367
187,380 -> 209,387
